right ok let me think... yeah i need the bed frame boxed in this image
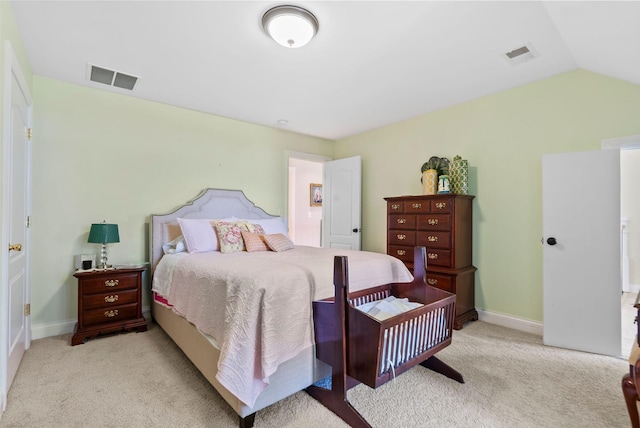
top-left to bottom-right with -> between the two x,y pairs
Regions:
150,188 -> 331,428
307,246 -> 464,427
150,189 -> 462,427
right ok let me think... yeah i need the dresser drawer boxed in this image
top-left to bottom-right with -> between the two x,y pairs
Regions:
426,248 -> 451,268
426,273 -> 453,293
81,272 -> 139,294
416,231 -> 450,249
82,303 -> 139,327
431,199 -> 452,213
387,201 -> 405,213
388,230 -> 416,246
417,214 -> 451,231
404,200 -> 430,213
387,246 -> 414,263
82,289 -> 138,310
388,214 -> 416,230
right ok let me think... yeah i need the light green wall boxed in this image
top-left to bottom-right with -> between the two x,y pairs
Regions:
335,69 -> 640,322
31,77 -> 333,328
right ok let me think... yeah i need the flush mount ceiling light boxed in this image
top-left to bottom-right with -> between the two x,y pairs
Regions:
262,5 -> 319,48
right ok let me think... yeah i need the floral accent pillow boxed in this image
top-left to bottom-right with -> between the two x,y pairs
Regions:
241,231 -> 269,252
213,221 -> 247,253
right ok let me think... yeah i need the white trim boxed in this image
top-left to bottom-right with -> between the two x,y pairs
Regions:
601,134 -> 640,150
477,309 -> 543,336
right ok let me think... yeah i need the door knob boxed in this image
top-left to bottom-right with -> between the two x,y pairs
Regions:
9,243 -> 22,252
352,228 -> 361,233
546,237 -> 557,246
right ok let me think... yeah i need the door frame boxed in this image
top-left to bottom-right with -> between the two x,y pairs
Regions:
283,150 -> 331,236
1,41 -> 33,412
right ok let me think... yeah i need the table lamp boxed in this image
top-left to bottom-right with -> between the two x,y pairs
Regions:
88,221 -> 120,269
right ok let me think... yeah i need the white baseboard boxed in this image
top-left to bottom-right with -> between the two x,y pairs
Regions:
477,309 -> 543,336
31,306 -> 152,340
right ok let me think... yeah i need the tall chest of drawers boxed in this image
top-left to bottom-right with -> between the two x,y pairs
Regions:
72,267 -> 147,345
384,194 -> 477,329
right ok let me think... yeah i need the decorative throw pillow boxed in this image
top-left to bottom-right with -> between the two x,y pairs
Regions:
214,221 -> 247,253
242,231 -> 269,252
238,218 -> 289,236
264,233 -> 295,252
236,222 -> 266,235
176,218 -> 218,253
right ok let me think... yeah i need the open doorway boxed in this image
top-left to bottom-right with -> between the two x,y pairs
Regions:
286,152 -> 330,247
620,147 -> 639,357
603,135 -> 640,357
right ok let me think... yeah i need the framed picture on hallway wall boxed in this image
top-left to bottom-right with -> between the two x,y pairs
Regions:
310,183 -> 322,207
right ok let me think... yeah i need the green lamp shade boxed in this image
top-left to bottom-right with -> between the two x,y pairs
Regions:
88,223 -> 120,244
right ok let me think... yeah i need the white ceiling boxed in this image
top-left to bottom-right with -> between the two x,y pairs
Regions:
10,1 -> 640,140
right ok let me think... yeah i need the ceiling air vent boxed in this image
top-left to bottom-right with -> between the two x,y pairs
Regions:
89,64 -> 139,90
503,43 -> 538,66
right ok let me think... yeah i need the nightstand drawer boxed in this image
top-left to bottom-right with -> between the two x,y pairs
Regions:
83,289 -> 138,310
81,272 -> 139,294
82,303 -> 138,327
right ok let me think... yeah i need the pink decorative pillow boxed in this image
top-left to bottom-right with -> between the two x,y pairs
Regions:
242,231 -> 269,252
214,221 -> 247,253
264,233 -> 295,252
176,218 -> 218,253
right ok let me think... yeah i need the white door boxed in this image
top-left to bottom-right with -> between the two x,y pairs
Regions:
542,149 -> 620,356
2,44 -> 32,411
322,156 -> 362,250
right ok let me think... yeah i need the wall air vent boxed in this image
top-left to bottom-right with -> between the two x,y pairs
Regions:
88,64 -> 139,90
503,43 -> 538,66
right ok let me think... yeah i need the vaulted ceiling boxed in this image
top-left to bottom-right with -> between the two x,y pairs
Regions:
10,1 -> 640,140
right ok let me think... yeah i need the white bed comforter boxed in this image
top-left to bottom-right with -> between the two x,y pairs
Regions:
152,246 -> 412,407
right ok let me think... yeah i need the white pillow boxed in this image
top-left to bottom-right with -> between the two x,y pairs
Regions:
176,218 -> 218,253
162,235 -> 186,254
241,217 -> 289,237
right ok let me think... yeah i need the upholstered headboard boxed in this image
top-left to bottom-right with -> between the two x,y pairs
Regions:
149,188 -> 278,271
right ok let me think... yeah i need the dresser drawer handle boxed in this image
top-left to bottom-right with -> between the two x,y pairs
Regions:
104,309 -> 119,318
397,218 -> 407,224
104,295 -> 119,303
397,234 -> 406,240
412,203 -> 422,209
396,249 -> 406,256
105,279 -> 119,287
435,202 -> 447,209
391,204 -> 401,210
428,235 -> 438,242
427,278 -> 438,285
427,218 -> 438,225
428,253 -> 438,260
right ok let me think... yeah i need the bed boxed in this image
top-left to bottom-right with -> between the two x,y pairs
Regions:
149,188 -> 416,427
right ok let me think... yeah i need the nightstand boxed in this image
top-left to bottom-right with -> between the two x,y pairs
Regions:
72,267 -> 147,345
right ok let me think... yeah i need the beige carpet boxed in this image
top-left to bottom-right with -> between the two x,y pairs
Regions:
0,320 -> 631,428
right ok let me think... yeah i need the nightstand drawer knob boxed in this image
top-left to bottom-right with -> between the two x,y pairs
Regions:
104,309 -> 119,318
427,278 -> 438,285
105,279 -> 119,287
104,295 -> 119,303
428,253 -> 438,260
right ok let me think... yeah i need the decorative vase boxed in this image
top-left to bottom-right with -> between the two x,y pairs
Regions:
438,175 -> 450,194
449,156 -> 468,195
422,169 -> 438,195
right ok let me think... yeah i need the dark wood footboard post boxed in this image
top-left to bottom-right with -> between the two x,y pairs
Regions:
622,372 -> 640,428
305,256 -> 371,428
